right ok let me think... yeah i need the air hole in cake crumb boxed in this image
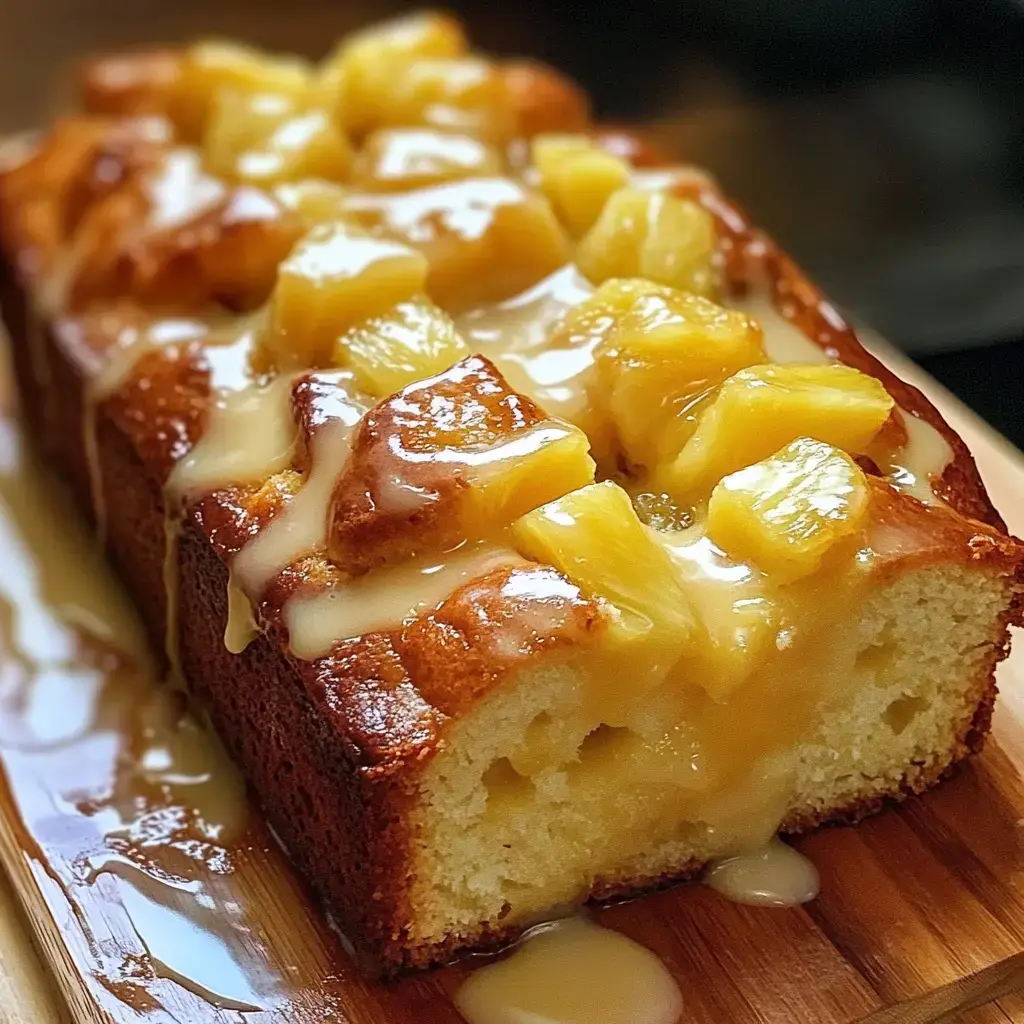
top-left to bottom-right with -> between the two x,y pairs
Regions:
883,694 -> 931,735
577,724 -> 634,763
483,758 -> 535,806
856,641 -> 898,678
521,710 -> 554,749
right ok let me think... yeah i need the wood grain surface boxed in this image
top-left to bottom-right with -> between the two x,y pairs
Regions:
0,337 -> 1023,1024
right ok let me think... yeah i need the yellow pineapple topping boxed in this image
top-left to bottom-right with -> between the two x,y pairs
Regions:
512,481 -> 697,645
581,279 -> 765,470
661,363 -> 894,498
531,134 -> 631,238
204,90 -> 352,185
345,57 -> 515,145
707,438 -> 870,583
172,41 -> 313,141
341,178 -> 570,310
317,11 -> 469,136
272,180 -> 350,227
116,14 -> 904,658
335,298 -> 470,396
264,222 -> 428,369
576,188 -> 719,297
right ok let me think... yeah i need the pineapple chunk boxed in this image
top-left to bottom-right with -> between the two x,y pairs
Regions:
335,298 -> 470,396
273,179 -> 349,226
264,223 -> 428,369
346,57 -> 515,144
351,128 -> 503,192
661,364 -> 894,497
171,41 -> 312,141
464,422 -> 596,537
342,178 -> 570,311
204,91 -> 352,185
532,134 -> 631,238
576,187 -> 718,297
512,481 -> 696,644
707,438 -> 869,583
579,279 -> 765,469
328,355 -> 595,572
318,12 -> 469,136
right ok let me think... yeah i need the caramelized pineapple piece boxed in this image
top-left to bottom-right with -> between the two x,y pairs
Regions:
273,179 -> 349,226
574,279 -> 765,469
532,134 -> 630,237
708,438 -> 869,583
264,223 -> 428,369
576,188 -> 718,297
335,298 -> 470,396
328,355 -> 595,573
512,481 -> 696,644
351,129 -> 502,192
661,364 -> 894,497
342,178 -> 569,310
204,91 -> 352,184
171,41 -> 312,141
319,11 -> 468,136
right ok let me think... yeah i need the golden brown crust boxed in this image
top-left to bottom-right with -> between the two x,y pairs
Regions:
398,564 -> 603,718
3,80 -> 1024,975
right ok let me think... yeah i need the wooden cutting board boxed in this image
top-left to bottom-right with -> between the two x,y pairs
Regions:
1,336 -> 1023,1024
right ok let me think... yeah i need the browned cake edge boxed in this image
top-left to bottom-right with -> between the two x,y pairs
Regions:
2,154 -> 1023,973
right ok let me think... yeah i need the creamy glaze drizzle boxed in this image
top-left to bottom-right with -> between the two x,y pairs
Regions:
167,374 -> 297,501
736,291 -> 832,365
879,411 -> 954,506
457,265 -> 597,425
231,405 -> 361,607
285,542 -> 524,660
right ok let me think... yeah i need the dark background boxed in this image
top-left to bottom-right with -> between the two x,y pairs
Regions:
1,0 -> 1021,444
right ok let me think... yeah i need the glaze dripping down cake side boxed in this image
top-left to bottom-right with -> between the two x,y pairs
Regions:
0,10 -> 1021,973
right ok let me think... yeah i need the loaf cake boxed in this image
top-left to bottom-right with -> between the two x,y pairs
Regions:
1,11 -> 1021,975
